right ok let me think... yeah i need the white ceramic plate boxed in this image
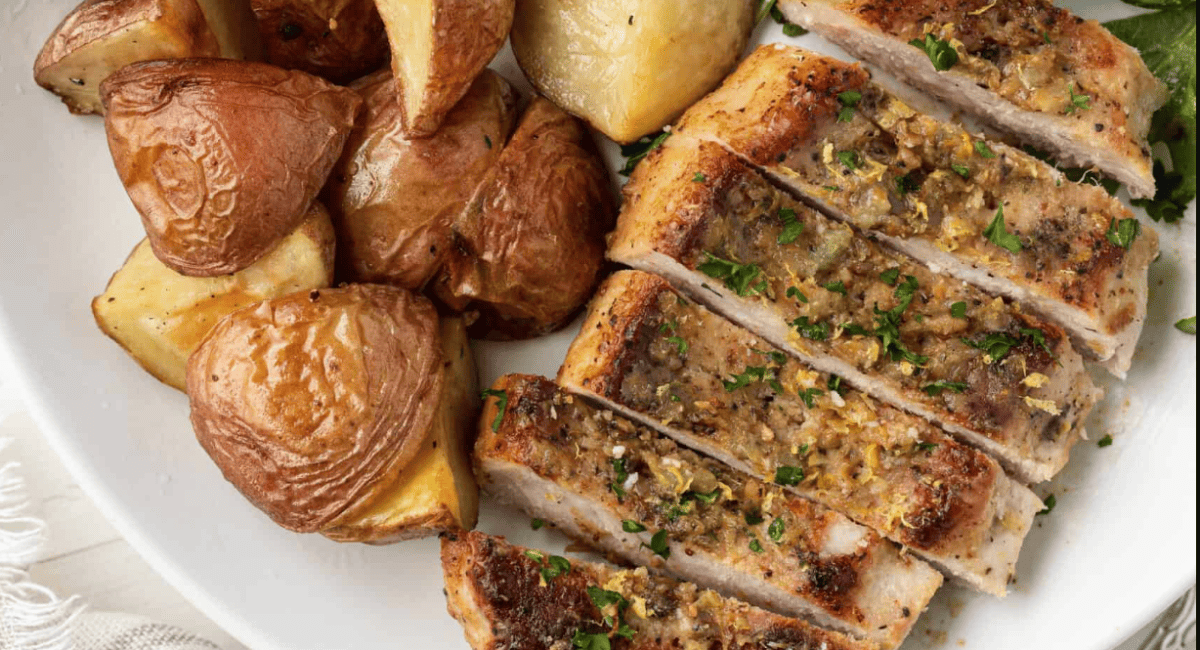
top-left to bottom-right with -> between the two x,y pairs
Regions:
0,2 -> 1194,649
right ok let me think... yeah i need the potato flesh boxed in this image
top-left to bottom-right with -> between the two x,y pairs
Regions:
37,14 -> 216,115
92,207 -> 334,391
511,0 -> 753,143
193,0 -> 264,60
390,0 -> 433,127
322,317 -> 479,543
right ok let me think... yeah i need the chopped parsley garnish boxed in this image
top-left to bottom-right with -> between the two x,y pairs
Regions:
951,163 -> 971,178
1037,494 -> 1057,516
798,387 -> 824,408
842,323 -> 872,337
962,329 -> 1051,362
786,286 -> 809,303
1066,83 -> 1091,114
909,33 -> 959,71
1042,30 -> 1052,44
644,530 -> 671,559
1177,316 -> 1197,335
983,204 -> 1023,254
791,316 -> 830,341
922,381 -> 970,396
837,150 -> 861,170
863,275 -> 929,366
822,280 -> 847,295
682,488 -> 723,506
774,465 -> 805,486
879,268 -> 901,285
697,252 -> 766,296
480,388 -> 508,432
823,185 -> 841,191
767,517 -> 785,543
749,538 -> 764,553
827,375 -> 843,393
769,2 -> 807,36
974,141 -> 997,159
618,130 -> 670,176
895,174 -> 921,196
1097,434 -> 1114,448
1019,327 -> 1055,357
524,550 -> 544,561
745,511 -> 764,526
622,520 -> 646,533
571,629 -> 611,650
950,302 -> 968,319
916,442 -> 938,452
1105,217 -> 1141,249
837,90 -> 862,122
587,585 -> 629,611
666,336 -> 688,355
723,365 -> 783,394
692,172 -> 707,183
610,458 -> 629,500
541,555 -> 571,582
483,134 -> 492,149
777,207 -> 804,244
531,518 -> 546,530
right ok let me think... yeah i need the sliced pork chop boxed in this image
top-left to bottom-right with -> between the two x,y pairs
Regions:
777,0 -> 1167,199
475,374 -> 941,648
610,137 -> 1100,483
558,271 -> 1046,596
672,45 -> 1158,377
442,530 -> 878,650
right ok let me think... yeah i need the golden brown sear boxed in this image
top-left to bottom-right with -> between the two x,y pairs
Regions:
187,284 -> 443,534
433,97 -> 616,340
101,58 -> 361,277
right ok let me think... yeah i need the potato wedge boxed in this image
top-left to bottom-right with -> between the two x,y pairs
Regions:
433,97 -> 615,340
93,202 -> 335,391
188,284 -> 475,542
250,0 -> 388,83
374,0 -> 514,137
511,0 -> 754,143
37,0 -> 211,115
323,68 -> 517,289
322,316 -> 479,543
101,59 -> 361,277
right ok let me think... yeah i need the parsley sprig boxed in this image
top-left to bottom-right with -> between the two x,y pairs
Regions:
910,33 -> 959,71
698,252 -> 766,296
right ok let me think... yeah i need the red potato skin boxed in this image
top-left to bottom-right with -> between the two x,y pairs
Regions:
100,58 -> 361,276
433,96 -> 616,340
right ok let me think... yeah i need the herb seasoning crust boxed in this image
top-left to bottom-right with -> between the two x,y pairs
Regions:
673,45 -> 1158,378
475,375 -> 941,647
776,0 -> 1168,199
441,531 -> 877,650
610,136 -> 1101,483
559,271 -> 1046,596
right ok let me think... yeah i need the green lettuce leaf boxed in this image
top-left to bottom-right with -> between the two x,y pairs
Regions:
1106,8 -> 1196,214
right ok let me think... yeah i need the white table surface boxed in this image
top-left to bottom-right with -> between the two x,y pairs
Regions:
0,372 -> 1191,650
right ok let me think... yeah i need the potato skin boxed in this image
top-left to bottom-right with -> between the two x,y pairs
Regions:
92,202 -> 335,391
375,0 -> 515,137
101,59 -> 361,277
251,0 -> 389,83
187,284 -> 444,533
33,0 -> 221,115
323,68 -> 517,290
511,0 -> 755,143
433,97 -> 616,340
